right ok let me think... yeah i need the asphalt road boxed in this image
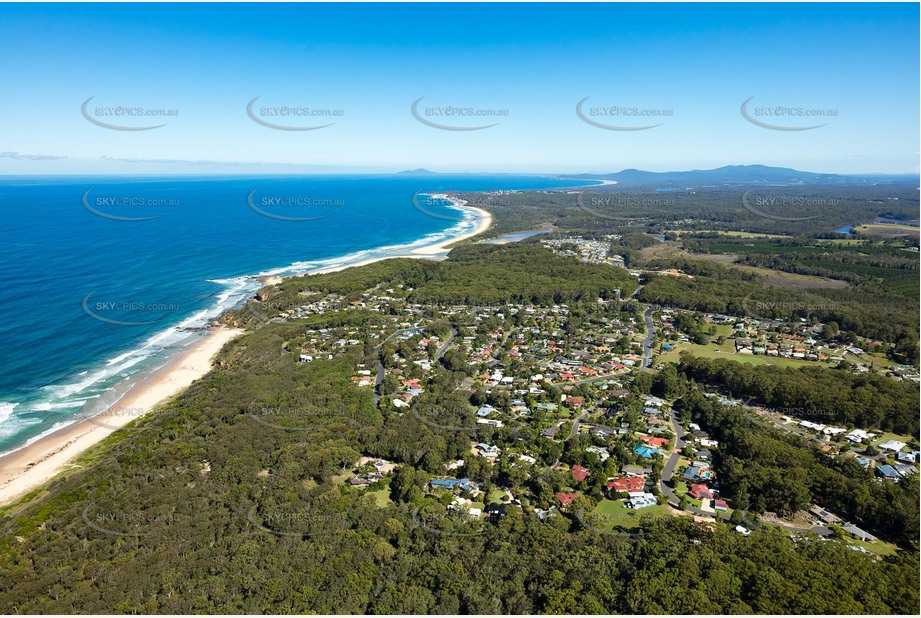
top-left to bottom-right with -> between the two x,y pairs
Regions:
374,325 -> 458,405
640,306 -> 655,371
373,327 -> 415,405
659,408 -> 822,533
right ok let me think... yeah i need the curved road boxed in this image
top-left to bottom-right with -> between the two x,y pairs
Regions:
436,326 -> 459,365
374,325 -> 458,405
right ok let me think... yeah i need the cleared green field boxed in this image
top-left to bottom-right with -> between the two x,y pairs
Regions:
843,536 -> 899,557
366,488 -> 393,508
871,431 -> 917,450
666,230 -> 794,240
855,223 -> 919,240
657,341 -> 827,369
585,499 -> 675,530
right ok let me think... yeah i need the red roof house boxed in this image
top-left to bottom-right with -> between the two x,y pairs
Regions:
640,435 -> 669,448
607,477 -> 645,493
689,484 -> 713,500
555,492 -> 579,506
571,465 -> 591,482
566,396 -> 585,408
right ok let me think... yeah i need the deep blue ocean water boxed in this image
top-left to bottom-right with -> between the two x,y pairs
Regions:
0,174 -> 592,454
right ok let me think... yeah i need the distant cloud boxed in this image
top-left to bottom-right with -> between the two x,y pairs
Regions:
0,151 -> 70,161
98,155 -> 322,168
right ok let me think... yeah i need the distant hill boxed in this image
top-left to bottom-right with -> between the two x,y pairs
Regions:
565,165 -> 913,187
396,168 -> 439,175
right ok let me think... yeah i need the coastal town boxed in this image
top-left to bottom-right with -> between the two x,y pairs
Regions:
229,261 -> 918,556
2,2 -> 918,613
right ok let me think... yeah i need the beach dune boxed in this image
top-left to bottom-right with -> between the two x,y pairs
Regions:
0,326 -> 242,506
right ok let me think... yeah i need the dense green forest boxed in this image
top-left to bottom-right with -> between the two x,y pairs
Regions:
677,355 -> 920,436
674,386 -> 919,547
462,184 -> 919,238
681,235 -> 920,300
636,259 -> 918,357
260,243 -> 638,311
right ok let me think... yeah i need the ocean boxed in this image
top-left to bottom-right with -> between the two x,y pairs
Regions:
0,174 -> 592,455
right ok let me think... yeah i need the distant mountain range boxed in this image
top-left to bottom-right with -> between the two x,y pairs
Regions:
565,165 -> 918,187
396,165 -> 917,186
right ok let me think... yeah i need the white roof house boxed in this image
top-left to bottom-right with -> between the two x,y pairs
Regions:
879,439 -> 907,452
845,429 -> 870,443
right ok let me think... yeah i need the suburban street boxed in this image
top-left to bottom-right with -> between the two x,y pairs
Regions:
659,408 -> 689,509
436,326 -> 459,364
372,327 -> 415,405
640,305 -> 655,371
659,407 -> 825,534
374,325 -> 458,405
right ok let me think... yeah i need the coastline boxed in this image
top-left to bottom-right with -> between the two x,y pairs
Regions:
309,199 -> 492,273
0,326 -> 243,506
0,200 -> 492,507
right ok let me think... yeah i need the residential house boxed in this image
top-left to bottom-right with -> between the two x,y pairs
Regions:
639,435 -> 669,449
842,523 -> 877,543
607,477 -> 645,493
689,484 -> 714,500
476,443 -> 501,458
430,478 -> 475,491
875,464 -> 901,481
622,465 -> 652,478
571,465 -> 591,482
634,445 -> 661,459
628,491 -> 657,509
555,492 -> 579,507
879,439 -> 907,452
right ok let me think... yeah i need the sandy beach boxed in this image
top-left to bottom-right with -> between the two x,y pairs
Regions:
310,199 -> 493,273
0,202 -> 493,507
0,326 -> 242,506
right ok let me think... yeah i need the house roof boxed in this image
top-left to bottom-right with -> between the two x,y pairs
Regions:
607,477 -> 645,492
555,492 -> 579,506
689,484 -> 713,500
876,464 -> 900,479
634,445 -> 661,459
571,465 -> 591,482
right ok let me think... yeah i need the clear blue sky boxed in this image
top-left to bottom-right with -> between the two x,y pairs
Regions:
0,2 -> 917,174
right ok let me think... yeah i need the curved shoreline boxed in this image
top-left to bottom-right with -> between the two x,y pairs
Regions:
0,204 -> 492,507
0,326 -> 243,506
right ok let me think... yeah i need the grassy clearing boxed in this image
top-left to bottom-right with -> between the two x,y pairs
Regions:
366,488 -> 393,508
871,431 -> 917,449
587,499 -> 675,530
841,535 -> 899,557
641,242 -> 850,290
854,223 -> 919,240
657,340 -> 828,369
